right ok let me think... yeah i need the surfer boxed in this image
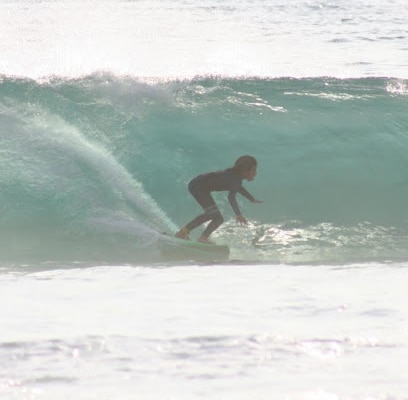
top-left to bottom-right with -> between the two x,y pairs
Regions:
175,155 -> 262,244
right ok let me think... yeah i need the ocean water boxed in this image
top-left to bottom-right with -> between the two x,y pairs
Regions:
1,0 -> 408,399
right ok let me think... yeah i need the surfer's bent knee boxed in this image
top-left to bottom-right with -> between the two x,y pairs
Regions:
207,209 -> 223,226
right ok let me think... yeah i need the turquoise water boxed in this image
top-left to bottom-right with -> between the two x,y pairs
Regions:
1,75 -> 408,263
1,1 -> 408,399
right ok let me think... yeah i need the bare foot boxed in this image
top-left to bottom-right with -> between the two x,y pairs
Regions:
175,229 -> 190,240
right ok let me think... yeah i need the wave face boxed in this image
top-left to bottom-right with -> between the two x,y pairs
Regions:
1,75 -> 408,263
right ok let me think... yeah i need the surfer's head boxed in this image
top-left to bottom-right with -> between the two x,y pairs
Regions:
232,155 -> 257,181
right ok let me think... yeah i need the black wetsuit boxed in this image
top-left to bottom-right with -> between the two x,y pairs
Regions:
185,168 -> 255,237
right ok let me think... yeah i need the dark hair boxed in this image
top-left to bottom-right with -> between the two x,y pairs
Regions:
231,155 -> 257,174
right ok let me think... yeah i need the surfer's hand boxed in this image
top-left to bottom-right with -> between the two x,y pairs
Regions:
252,198 -> 262,203
236,215 -> 248,225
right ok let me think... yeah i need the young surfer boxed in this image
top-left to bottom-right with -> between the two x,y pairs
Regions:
175,155 -> 262,244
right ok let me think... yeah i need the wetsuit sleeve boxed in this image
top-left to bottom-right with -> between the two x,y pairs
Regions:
228,191 -> 241,216
238,186 -> 255,202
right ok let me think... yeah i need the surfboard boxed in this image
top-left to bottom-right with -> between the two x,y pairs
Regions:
160,233 -> 230,261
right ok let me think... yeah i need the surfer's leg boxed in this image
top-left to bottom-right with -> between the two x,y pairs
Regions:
175,187 -> 214,238
175,211 -> 211,239
184,212 -> 212,231
199,210 -> 224,241
189,187 -> 225,240
184,202 -> 218,231
186,207 -> 223,244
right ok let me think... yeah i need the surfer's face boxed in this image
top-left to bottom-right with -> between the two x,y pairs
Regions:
243,166 -> 257,181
